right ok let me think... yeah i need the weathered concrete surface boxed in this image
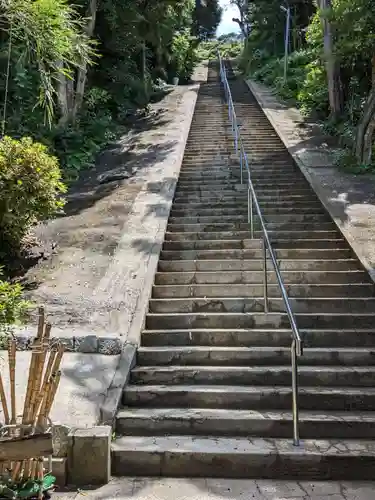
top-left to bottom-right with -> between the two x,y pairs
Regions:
0,351 -> 119,428
247,79 -> 375,283
54,477 -> 375,499
17,63 -> 207,340
99,343 -> 136,426
68,426 -> 111,486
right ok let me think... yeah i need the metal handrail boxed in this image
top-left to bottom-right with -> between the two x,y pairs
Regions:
218,52 -> 303,446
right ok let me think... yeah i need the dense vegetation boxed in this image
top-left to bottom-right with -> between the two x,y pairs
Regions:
235,0 -> 375,173
0,0 -> 222,330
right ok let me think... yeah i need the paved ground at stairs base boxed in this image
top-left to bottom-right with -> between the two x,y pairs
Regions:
55,477 -> 375,500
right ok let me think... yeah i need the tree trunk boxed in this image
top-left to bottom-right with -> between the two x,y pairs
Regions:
320,0 -> 343,118
355,55 -> 375,164
57,64 -> 74,127
71,0 -> 97,121
56,65 -> 69,126
231,0 -> 250,38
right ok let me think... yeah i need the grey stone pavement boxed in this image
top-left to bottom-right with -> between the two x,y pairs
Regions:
55,478 -> 375,500
0,351 -> 119,427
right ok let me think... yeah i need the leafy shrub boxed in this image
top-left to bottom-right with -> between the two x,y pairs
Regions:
0,136 -> 66,251
170,31 -> 198,83
0,266 -> 30,334
298,62 -> 329,117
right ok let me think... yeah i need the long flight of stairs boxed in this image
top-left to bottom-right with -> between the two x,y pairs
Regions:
111,61 -> 375,479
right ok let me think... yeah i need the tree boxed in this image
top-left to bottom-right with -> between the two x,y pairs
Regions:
318,0 -> 343,118
0,0 -> 95,127
192,0 -> 222,40
230,0 -> 250,38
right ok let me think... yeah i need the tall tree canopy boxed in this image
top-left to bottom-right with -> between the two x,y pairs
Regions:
192,0 -> 222,40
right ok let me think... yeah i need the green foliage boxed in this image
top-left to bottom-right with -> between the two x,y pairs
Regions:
0,0 -> 216,272
0,137 -> 66,251
237,0 -> 375,171
0,474 -> 56,499
198,40 -> 242,61
2,0 -> 96,125
298,62 -> 329,117
192,0 -> 222,40
0,267 -> 30,334
170,30 -> 198,82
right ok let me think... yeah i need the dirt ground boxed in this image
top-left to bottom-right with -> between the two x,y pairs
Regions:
19,65 -> 206,335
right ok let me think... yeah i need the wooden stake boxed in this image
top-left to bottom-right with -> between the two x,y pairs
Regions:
23,308 -> 45,423
37,459 -> 44,500
51,344 -> 64,376
30,459 -> 37,480
8,339 -> 16,425
0,369 -> 9,425
44,371 -> 61,421
31,349 -> 56,429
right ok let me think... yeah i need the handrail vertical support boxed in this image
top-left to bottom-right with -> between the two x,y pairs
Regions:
240,149 -> 243,184
263,237 -> 269,313
291,339 -> 300,446
248,185 -> 254,238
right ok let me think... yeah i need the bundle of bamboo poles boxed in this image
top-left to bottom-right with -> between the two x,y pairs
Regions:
0,306 -> 64,492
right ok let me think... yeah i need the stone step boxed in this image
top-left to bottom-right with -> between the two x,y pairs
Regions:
130,365 -> 375,387
149,297 -> 375,314
137,346 -> 375,367
174,188 -> 314,197
173,195 -> 322,204
158,257 -> 361,271
145,312 -> 375,330
178,172 -> 300,180
169,213 -> 326,224
165,232 -> 340,243
173,194 -> 319,203
177,179 -> 309,188
123,384 -> 375,411
154,270 -> 367,285
111,434 -> 375,479
179,170 -> 302,178
141,328 -> 375,348
152,283 -> 373,298
167,219 -> 331,233
172,198 -> 321,207
162,241 -> 351,255
115,407 -> 375,439
170,206 -> 324,217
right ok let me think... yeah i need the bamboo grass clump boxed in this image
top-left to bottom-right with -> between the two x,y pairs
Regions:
0,307 -> 64,499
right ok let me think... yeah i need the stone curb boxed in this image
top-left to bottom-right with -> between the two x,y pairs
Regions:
246,78 -> 375,285
127,80 -> 204,347
99,342 -> 136,426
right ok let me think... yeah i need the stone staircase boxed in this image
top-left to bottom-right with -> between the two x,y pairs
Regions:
111,61 -> 375,478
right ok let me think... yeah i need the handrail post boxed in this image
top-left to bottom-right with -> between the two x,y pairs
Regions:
240,147 -> 243,184
263,237 -> 269,313
291,339 -> 300,446
248,184 -> 254,238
